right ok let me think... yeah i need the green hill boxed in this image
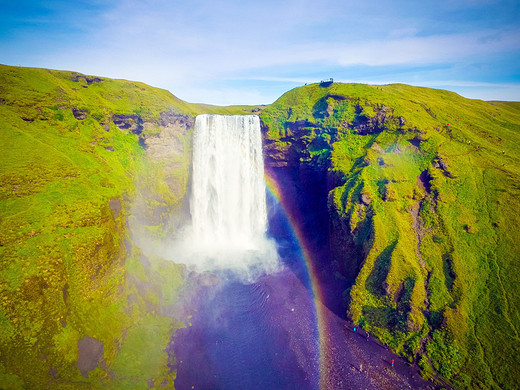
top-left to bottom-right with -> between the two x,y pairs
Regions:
260,82 -> 520,389
0,64 -> 262,389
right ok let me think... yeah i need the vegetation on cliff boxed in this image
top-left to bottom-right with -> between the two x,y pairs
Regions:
0,65 -> 258,389
261,82 -> 520,389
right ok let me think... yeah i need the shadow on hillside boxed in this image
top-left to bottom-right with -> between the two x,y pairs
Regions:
266,165 -> 351,320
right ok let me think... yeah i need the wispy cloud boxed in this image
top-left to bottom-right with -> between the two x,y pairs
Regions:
1,0 -> 519,103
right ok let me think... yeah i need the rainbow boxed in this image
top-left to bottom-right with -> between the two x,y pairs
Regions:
264,171 -> 331,389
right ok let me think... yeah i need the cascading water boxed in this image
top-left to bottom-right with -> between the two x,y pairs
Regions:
184,114 -> 277,276
191,114 -> 267,251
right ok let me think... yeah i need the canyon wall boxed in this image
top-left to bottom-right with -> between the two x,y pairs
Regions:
260,82 -> 520,389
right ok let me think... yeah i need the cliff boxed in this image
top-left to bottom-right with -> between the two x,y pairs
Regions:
0,64 -> 260,388
260,82 -> 520,389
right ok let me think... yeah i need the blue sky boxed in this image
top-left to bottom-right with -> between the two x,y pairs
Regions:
1,0 -> 519,105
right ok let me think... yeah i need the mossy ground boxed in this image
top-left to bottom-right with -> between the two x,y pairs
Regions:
261,82 -> 520,389
0,65 -> 257,389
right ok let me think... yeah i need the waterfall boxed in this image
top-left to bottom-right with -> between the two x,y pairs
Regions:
187,114 -> 277,276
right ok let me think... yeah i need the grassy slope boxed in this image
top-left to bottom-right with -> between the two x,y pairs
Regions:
0,65 -> 242,389
261,82 -> 520,389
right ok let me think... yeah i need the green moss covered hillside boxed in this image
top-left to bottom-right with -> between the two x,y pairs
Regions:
0,64 -> 262,389
260,82 -> 520,389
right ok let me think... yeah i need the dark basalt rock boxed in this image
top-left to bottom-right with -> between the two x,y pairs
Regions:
312,94 -> 347,119
77,336 -> 104,378
72,106 -> 89,120
262,117 -> 335,169
159,111 -> 191,128
409,134 -> 425,148
418,170 -> 432,194
263,139 -> 290,168
285,119 -> 317,134
112,114 -> 143,134
354,106 -> 390,135
109,198 -> 121,218
112,114 -> 136,129
432,157 -> 454,178
71,73 -> 103,85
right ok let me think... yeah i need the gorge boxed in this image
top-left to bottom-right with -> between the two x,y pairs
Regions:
171,113 -> 429,389
1,65 -> 520,389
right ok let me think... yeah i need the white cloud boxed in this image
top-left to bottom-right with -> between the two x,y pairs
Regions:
5,0 -> 519,103
334,30 -> 520,66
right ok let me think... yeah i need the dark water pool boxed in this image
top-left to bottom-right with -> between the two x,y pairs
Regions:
171,263 -> 320,390
168,191 -> 434,390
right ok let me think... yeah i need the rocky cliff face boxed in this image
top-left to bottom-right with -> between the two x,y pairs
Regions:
260,82 -> 520,390
0,65 -> 195,388
129,110 -> 194,250
261,101 -> 371,287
